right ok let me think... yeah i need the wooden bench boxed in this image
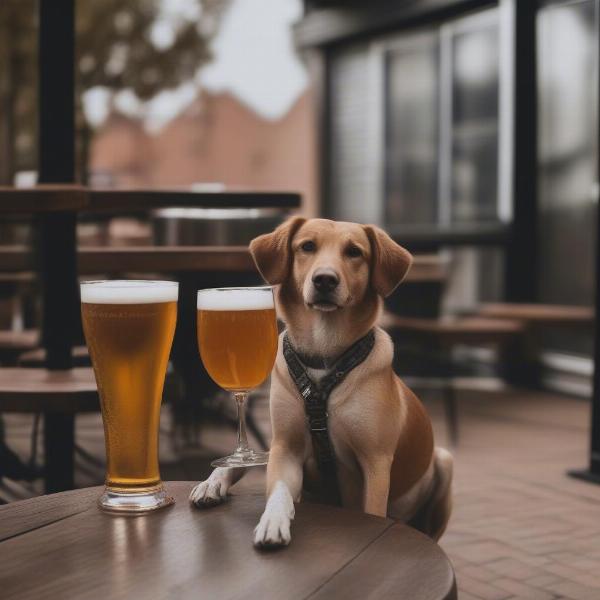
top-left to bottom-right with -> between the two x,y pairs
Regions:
0,330 -> 40,366
18,345 -> 90,368
478,303 -> 595,386
380,314 -> 525,343
381,312 -> 525,444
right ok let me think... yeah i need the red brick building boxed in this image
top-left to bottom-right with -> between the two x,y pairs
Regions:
90,90 -> 317,214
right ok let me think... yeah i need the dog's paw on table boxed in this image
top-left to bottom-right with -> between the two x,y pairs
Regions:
253,510 -> 292,548
253,482 -> 295,548
189,479 -> 228,508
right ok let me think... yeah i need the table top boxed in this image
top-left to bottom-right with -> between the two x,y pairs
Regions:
0,367 -> 98,412
0,482 -> 456,600
480,302 -> 594,324
380,313 -> 525,344
0,185 -> 301,214
0,185 -> 87,213
0,246 -> 447,281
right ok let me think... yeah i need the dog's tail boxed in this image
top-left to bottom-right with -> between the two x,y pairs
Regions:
409,447 -> 453,541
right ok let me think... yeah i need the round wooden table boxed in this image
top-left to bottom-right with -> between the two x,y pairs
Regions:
0,482 -> 456,600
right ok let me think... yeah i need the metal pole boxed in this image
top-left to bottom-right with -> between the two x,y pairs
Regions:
568,0 -> 600,485
504,0 -> 537,303
37,0 -> 78,492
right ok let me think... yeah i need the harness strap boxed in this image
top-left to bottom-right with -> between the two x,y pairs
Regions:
282,329 -> 376,506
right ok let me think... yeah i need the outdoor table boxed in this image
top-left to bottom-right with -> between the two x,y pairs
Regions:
0,245 -> 443,280
479,302 -> 594,325
478,302 -> 594,387
0,482 -> 457,600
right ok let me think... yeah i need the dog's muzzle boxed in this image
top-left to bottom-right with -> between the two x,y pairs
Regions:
309,268 -> 340,311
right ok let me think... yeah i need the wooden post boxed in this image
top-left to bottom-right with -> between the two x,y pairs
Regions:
37,0 -> 78,493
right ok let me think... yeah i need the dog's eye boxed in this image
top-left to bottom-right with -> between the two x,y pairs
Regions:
345,245 -> 362,258
300,241 -> 316,253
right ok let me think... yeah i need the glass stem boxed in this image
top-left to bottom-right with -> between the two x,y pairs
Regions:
234,391 -> 249,454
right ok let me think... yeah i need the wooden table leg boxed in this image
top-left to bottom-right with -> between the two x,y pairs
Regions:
44,413 -> 75,493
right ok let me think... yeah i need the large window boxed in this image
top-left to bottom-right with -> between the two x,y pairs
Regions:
328,7 -> 506,312
329,8 -> 506,231
384,33 -> 439,226
450,19 -> 500,224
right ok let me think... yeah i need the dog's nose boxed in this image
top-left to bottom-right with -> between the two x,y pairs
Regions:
312,270 -> 339,293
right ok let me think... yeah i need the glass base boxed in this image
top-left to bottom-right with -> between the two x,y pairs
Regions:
98,483 -> 174,514
211,449 -> 269,468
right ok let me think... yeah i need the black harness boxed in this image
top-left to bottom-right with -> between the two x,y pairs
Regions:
282,329 -> 376,505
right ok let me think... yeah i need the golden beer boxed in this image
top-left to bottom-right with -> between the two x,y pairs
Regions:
197,308 -> 278,391
196,287 -> 277,467
81,280 -> 178,512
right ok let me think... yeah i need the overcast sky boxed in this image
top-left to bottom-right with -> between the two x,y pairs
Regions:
83,0 -> 307,131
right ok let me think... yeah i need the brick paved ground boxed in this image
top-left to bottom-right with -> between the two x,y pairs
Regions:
431,388 -> 600,600
3,386 -> 600,598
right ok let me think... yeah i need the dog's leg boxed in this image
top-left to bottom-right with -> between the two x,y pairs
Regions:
189,467 -> 247,508
421,447 -> 453,540
253,443 -> 302,548
360,456 -> 392,518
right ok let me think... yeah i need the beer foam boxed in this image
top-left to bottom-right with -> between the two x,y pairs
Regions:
81,280 -> 178,304
197,287 -> 274,311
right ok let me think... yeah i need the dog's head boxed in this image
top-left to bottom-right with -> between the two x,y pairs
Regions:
249,217 -> 412,313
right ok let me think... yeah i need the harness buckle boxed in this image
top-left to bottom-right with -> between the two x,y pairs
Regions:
308,415 -> 328,432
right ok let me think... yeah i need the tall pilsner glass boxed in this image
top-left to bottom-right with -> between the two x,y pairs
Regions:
197,286 -> 278,467
81,280 -> 178,513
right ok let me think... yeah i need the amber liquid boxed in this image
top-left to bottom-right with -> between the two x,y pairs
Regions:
82,301 -> 177,491
197,308 -> 278,391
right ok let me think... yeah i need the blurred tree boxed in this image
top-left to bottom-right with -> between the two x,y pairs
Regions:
0,0 -> 37,183
0,0 -> 229,184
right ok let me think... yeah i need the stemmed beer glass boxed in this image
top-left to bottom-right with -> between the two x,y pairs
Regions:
196,286 -> 278,467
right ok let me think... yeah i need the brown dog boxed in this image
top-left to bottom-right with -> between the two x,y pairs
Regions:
189,218 -> 453,547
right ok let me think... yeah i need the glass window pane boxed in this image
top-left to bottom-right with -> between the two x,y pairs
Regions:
384,36 -> 439,226
328,42 -> 379,223
450,23 -> 499,223
537,0 -> 597,356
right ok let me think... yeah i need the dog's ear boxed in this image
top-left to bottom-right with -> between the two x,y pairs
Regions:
250,216 -> 306,284
363,225 -> 413,297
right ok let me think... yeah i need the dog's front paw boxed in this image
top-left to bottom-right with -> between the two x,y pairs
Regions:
253,481 -> 295,548
189,478 -> 227,508
253,509 -> 291,548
